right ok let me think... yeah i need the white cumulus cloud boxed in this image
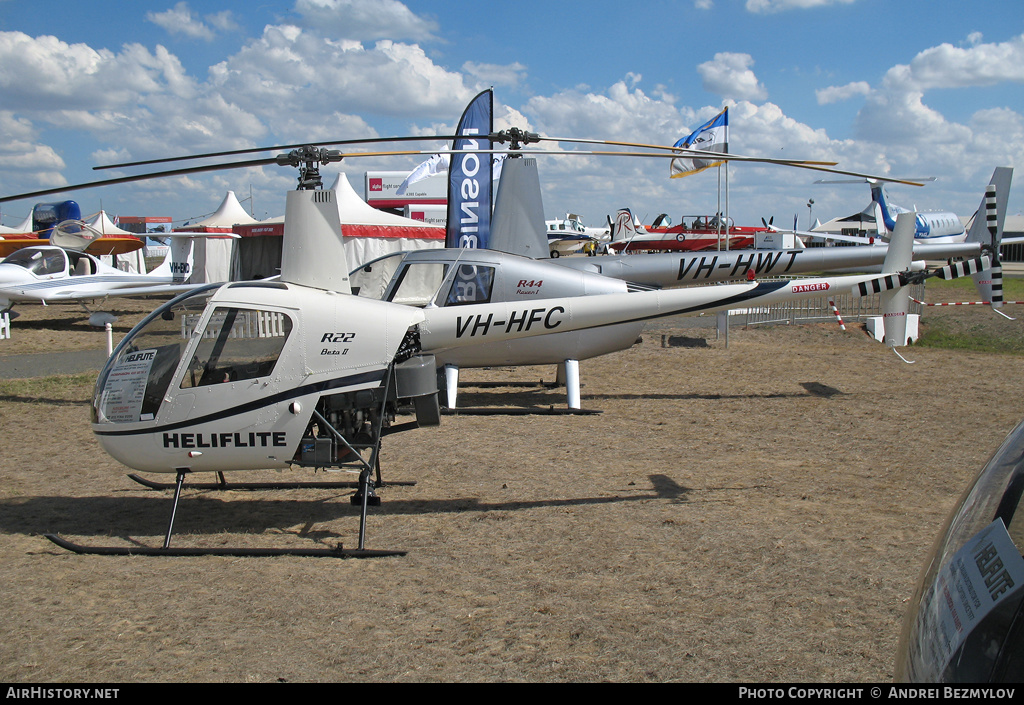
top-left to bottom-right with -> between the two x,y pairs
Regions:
146,2 -> 216,41
698,53 -> 768,102
293,0 -> 439,41
746,0 -> 856,12
816,81 -> 871,104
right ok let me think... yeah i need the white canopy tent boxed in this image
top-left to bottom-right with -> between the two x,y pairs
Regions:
230,174 -> 444,281
0,213 -> 33,236
83,211 -> 147,273
178,191 -> 256,283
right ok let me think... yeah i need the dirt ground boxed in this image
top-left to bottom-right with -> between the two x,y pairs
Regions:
1,292 -> 1023,683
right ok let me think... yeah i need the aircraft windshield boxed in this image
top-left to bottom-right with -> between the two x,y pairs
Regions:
896,419 -> 1024,681
2,248 -> 67,275
92,286 -> 219,424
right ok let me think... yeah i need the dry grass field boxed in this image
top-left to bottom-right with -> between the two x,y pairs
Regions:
1,289 -> 1022,682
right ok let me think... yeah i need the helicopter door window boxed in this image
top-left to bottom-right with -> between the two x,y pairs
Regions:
180,307 -> 293,388
387,262 -> 448,307
446,265 -> 494,306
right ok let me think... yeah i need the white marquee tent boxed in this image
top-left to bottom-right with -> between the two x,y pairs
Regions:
230,174 -> 444,281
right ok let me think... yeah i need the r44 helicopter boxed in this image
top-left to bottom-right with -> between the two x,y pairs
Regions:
1,141 -> 993,558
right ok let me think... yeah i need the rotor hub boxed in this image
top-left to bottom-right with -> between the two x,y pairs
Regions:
275,146 -> 344,189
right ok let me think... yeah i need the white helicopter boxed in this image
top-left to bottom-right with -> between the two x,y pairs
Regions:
357,154 -> 1006,409
0,140 -> 987,558
0,218 -> 230,314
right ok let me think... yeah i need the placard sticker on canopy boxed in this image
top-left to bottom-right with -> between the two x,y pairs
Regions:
98,348 -> 158,423
914,518 -> 1024,678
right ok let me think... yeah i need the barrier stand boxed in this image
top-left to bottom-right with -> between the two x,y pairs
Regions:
0,311 -> 10,340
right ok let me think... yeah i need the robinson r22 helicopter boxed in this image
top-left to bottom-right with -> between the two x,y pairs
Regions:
0,138 -> 990,558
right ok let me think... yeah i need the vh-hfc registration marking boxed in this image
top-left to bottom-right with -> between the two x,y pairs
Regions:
455,306 -> 565,338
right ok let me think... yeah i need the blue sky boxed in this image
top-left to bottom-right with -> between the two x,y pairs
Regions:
0,0 -> 1021,231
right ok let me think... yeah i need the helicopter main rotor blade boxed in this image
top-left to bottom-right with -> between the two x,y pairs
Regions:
540,135 -> 836,165
93,134 -> 468,171
0,156 -> 279,204
536,135 -> 925,186
1,145 -> 926,204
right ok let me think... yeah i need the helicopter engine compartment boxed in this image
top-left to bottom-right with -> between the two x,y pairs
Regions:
294,353 -> 441,469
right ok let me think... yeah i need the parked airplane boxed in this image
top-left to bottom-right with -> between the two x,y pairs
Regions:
546,213 -> 609,257
810,171 -> 1020,246
0,220 -> 228,313
605,208 -> 761,253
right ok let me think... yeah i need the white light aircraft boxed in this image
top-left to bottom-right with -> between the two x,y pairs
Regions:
800,170 -> 1023,248
0,219 -> 233,314
545,213 -> 609,257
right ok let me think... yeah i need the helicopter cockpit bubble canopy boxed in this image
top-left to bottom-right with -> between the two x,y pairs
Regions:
90,279 -> 426,474
896,418 -> 1024,682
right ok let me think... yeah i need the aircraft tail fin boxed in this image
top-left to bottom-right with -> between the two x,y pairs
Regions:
878,212 -> 916,354
148,236 -> 196,283
611,209 -> 645,243
966,167 -> 1013,312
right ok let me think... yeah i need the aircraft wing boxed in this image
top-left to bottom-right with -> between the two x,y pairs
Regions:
768,225 -> 877,246
0,239 -> 47,258
26,282 -> 214,302
83,237 -> 145,256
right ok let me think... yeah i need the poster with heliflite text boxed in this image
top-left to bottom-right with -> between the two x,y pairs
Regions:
99,349 -> 158,423
912,518 -> 1024,680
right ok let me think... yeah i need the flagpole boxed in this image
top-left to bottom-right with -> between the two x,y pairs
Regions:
716,165 -> 722,251
725,161 -> 730,252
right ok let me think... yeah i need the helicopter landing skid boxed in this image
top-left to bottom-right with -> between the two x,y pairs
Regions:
43,533 -> 405,558
47,467 -> 404,558
126,472 -> 416,492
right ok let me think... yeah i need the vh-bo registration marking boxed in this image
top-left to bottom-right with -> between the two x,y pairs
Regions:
455,306 -> 565,338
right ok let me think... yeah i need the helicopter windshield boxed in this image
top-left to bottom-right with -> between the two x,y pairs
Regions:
93,286 -> 218,424
896,419 -> 1024,682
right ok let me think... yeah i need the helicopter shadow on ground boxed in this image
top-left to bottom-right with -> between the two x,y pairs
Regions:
0,474 -> 692,542
454,380 -> 844,407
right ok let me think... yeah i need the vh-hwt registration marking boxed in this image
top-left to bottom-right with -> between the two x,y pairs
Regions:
676,250 -> 801,281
